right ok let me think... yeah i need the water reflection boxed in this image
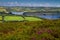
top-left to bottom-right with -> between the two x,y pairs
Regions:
11,12 -> 60,19
24,13 -> 60,19
11,12 -> 24,15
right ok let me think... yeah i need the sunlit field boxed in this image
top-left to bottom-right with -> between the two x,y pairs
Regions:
0,16 -> 2,20
25,17 -> 42,21
4,16 -> 24,21
0,15 -> 42,22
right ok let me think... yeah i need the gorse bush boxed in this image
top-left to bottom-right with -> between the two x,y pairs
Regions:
0,19 -> 60,40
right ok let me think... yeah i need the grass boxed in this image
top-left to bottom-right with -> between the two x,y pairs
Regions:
25,16 -> 42,21
0,20 -> 60,40
0,16 -> 2,20
4,16 -> 24,21
0,15 -> 42,21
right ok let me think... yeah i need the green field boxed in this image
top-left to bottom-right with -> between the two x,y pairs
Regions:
0,16 -> 2,20
0,15 -> 42,21
25,17 -> 42,21
4,16 -> 24,21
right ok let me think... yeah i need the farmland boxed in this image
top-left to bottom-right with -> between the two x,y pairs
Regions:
4,16 -> 24,21
25,16 -> 42,21
0,7 -> 60,40
0,15 -> 42,22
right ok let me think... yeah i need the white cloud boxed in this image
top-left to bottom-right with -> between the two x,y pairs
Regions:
0,2 -> 60,7
56,5 -> 60,7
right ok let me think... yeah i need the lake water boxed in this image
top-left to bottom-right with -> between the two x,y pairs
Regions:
11,12 -> 24,15
38,14 -> 60,19
24,12 -> 60,19
11,12 -> 60,20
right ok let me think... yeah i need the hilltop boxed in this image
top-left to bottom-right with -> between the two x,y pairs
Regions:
0,6 -> 60,12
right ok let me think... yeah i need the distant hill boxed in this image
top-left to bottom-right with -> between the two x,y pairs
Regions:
0,6 -> 60,12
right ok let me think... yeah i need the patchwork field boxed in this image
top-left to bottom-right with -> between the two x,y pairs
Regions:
25,16 -> 42,21
4,16 -> 24,21
0,15 -> 42,22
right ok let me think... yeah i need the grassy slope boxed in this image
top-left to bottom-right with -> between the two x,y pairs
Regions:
0,20 -> 60,40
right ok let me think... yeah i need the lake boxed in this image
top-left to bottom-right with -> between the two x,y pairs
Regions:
11,12 -> 24,15
11,12 -> 60,20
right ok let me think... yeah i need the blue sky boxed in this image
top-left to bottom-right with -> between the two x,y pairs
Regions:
0,0 -> 60,7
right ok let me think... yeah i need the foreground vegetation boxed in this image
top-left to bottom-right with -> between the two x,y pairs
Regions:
0,19 -> 60,40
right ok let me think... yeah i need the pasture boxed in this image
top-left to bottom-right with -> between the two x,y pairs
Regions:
0,16 -> 2,20
4,16 -> 24,21
0,15 -> 42,22
25,16 -> 42,21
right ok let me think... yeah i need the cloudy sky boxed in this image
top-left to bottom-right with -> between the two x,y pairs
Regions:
0,0 -> 60,7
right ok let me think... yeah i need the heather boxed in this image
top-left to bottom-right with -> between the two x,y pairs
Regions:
0,19 -> 60,40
